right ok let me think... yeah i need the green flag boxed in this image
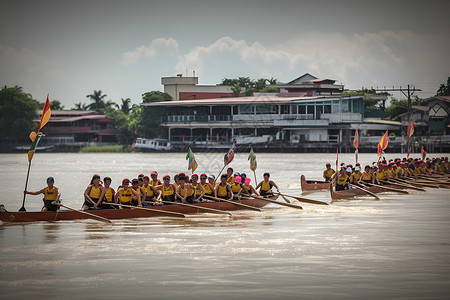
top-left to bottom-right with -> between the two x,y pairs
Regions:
27,134 -> 43,162
186,147 -> 198,172
248,146 -> 257,171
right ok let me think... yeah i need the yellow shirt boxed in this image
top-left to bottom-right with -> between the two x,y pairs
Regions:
119,188 -> 132,203
89,185 -> 102,199
44,187 -> 58,201
324,169 -> 335,179
217,184 -> 229,197
104,188 -> 114,202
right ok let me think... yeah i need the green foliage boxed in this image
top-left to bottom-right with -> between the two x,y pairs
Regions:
79,144 -> 130,152
231,85 -> 242,96
50,100 -> 65,110
72,102 -> 88,110
86,90 -> 117,113
0,86 -> 38,138
436,77 -> 450,96
386,96 -> 428,121
139,91 -> 173,138
258,87 -> 278,93
218,77 -> 279,92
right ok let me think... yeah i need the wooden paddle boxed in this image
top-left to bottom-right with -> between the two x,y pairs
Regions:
392,178 -> 437,189
362,182 -> 409,194
275,192 -> 329,205
348,184 -> 380,200
158,200 -> 232,216
108,203 -> 185,218
242,195 -> 303,210
378,179 -> 426,192
56,203 -> 111,223
203,195 -> 262,211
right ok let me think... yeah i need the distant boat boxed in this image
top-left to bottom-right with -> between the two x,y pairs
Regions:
15,145 -> 54,152
132,138 -> 172,152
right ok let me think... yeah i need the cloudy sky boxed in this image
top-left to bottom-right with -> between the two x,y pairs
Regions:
1,0 -> 449,108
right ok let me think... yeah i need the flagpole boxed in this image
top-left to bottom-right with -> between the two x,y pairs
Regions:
253,170 -> 257,186
19,161 -> 32,211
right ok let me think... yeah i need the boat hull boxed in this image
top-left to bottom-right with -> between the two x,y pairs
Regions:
0,197 -> 274,223
300,175 -> 330,192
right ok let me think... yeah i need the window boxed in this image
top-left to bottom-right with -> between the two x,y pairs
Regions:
240,105 -> 254,114
324,104 -> 331,113
298,105 -> 306,114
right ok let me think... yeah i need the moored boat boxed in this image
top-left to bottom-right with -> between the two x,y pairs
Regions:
300,175 -> 330,192
0,195 -> 278,223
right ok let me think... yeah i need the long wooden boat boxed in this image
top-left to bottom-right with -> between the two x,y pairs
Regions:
0,195 -> 278,224
300,175 -> 330,192
330,183 -> 410,201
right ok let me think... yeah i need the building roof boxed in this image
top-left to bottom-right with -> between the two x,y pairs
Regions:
425,96 -> 450,103
411,105 -> 429,112
36,110 -> 114,123
142,95 -> 362,107
310,78 -> 336,84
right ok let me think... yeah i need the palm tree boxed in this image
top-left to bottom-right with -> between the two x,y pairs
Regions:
118,98 -> 132,114
73,102 -> 88,111
86,90 -> 107,111
231,85 -> 242,97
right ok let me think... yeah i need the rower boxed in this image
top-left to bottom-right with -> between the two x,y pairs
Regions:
230,175 -> 243,199
208,174 -> 217,189
360,165 -> 375,184
215,174 -> 233,200
131,178 -> 146,206
375,164 -> 389,184
176,174 -> 195,203
114,178 -> 142,207
24,176 -> 61,211
142,176 -> 158,205
323,163 -> 336,182
226,168 -> 235,185
255,172 -> 280,197
200,173 -> 215,199
83,174 -> 104,210
94,177 -> 116,209
238,174 -> 259,197
191,174 -> 205,202
156,174 -> 177,203
335,168 -> 349,191
349,165 -> 362,184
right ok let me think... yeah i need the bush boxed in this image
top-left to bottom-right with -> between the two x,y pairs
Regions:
79,145 -> 130,153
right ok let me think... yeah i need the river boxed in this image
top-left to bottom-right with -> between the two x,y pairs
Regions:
0,152 -> 449,299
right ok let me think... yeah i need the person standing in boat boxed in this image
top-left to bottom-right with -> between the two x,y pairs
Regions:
24,176 -> 61,211
255,172 -> 280,197
83,174 -> 104,210
215,174 -> 233,200
93,177 -> 116,209
323,163 -> 336,182
115,178 -> 142,207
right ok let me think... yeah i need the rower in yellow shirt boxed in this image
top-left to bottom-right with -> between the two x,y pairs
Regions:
323,163 -> 336,182
24,176 -> 61,211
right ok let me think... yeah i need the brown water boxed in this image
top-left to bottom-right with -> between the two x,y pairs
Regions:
0,153 -> 449,299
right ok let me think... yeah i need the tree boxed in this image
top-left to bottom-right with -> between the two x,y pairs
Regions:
231,85 -> 242,96
118,98 -> 132,114
139,91 -> 173,138
86,90 -> 107,112
436,77 -> 450,96
386,96 -> 428,121
50,100 -> 65,110
0,86 -> 38,138
72,102 -> 88,110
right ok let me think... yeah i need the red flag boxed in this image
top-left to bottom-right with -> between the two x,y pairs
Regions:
407,118 -> 414,138
353,130 -> 359,150
224,139 -> 237,166
377,130 -> 389,156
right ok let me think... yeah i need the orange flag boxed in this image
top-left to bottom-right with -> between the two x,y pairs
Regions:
29,95 -> 51,142
377,130 -> 389,156
407,118 -> 414,138
353,129 -> 359,150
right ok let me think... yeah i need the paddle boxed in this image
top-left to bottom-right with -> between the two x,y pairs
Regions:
362,182 -> 409,194
392,177 -> 436,189
242,195 -> 303,210
279,193 -> 291,203
107,203 -> 185,218
378,179 -> 426,192
203,195 -> 262,211
348,184 -> 380,200
158,200 -> 232,216
56,203 -> 111,223
275,192 -> 329,205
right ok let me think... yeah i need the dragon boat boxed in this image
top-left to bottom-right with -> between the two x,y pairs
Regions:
300,175 -> 330,192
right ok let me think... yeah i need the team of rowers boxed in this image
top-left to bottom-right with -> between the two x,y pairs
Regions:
24,168 -> 280,212
324,156 -> 450,191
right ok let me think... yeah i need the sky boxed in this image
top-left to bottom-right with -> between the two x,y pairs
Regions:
1,0 -> 449,108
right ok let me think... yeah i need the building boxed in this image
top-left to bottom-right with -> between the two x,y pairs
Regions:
162,75 -> 234,101
270,73 -> 344,96
38,110 -> 118,149
426,96 -> 450,135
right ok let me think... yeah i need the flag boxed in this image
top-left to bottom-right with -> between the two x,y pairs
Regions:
353,129 -> 359,150
224,139 -> 237,166
186,147 -> 198,172
407,141 -> 412,158
407,118 -> 414,138
27,134 -> 43,162
377,130 -> 389,156
29,95 -> 52,142
248,146 -> 257,171
421,145 -> 427,160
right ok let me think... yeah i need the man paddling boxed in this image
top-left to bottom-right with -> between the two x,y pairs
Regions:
255,172 -> 280,197
24,176 -> 61,211
323,163 -> 335,182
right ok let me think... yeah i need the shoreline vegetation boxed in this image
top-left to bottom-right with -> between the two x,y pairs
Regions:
79,145 -> 132,153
